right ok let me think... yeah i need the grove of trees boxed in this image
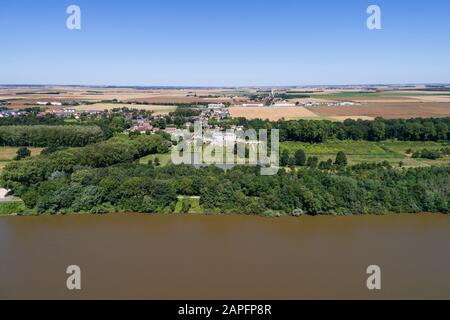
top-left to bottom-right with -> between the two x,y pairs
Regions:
1,134 -> 168,189
0,125 -> 106,147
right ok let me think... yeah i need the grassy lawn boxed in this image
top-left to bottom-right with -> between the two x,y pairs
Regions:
281,140 -> 450,167
378,140 -> 450,154
282,140 -> 388,156
174,196 -> 203,214
139,153 -> 172,166
0,201 -> 25,216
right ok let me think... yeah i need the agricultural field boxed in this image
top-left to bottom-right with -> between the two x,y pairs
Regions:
229,106 -> 319,121
306,103 -> 450,119
3,85 -> 450,120
73,103 -> 177,114
0,86 -> 236,108
310,90 -> 450,102
281,140 -> 450,167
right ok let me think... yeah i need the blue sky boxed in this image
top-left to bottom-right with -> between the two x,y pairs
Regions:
0,0 -> 449,86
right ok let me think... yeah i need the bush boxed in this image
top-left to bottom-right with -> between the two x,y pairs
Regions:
306,156 -> 318,168
334,151 -> 348,167
294,149 -> 306,166
15,147 -> 31,160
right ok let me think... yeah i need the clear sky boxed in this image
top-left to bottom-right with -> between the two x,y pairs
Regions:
0,0 -> 449,86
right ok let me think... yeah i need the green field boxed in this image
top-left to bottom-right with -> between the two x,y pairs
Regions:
312,91 -> 450,99
0,201 -> 25,216
281,140 -> 450,167
174,196 -> 203,214
139,153 -> 172,166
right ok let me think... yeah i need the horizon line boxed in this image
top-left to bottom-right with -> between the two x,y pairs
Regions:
1,82 -> 450,89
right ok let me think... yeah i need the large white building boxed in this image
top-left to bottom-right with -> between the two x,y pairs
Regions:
208,103 -> 225,109
242,103 -> 264,107
274,102 -> 296,107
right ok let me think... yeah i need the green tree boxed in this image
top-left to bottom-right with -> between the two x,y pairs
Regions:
15,147 -> 31,160
154,157 -> 161,166
368,121 -> 386,141
41,143 -> 61,155
280,149 -> 290,166
334,151 -> 348,167
319,159 -> 333,170
288,155 -> 296,167
294,149 -> 306,166
306,156 -> 318,168
181,198 -> 191,213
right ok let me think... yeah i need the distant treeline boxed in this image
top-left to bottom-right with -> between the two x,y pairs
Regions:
226,117 -> 450,143
278,93 -> 310,99
0,114 -> 64,126
0,125 -> 105,147
1,134 -> 168,188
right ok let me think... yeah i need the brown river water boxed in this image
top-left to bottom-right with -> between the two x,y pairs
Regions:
0,213 -> 449,299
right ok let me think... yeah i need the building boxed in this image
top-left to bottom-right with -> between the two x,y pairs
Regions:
163,127 -> 178,135
208,103 -> 225,109
36,101 -> 62,106
242,103 -> 264,107
274,101 -> 296,107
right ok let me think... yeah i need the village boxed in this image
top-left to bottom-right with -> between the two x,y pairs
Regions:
0,101 -> 233,139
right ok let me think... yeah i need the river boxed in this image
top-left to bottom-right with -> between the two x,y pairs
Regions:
1,213 -> 449,299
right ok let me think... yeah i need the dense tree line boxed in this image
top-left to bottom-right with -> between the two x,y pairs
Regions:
0,114 -> 64,126
0,125 -> 106,147
223,117 -> 450,143
280,149 -> 348,169
2,153 -> 448,215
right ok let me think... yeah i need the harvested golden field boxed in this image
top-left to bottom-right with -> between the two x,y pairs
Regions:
229,106 -> 318,120
410,95 -> 450,103
1,87 -> 238,107
73,103 -> 177,113
329,116 -> 375,121
306,103 -> 450,119
1,88 -> 164,104
130,96 -> 234,104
